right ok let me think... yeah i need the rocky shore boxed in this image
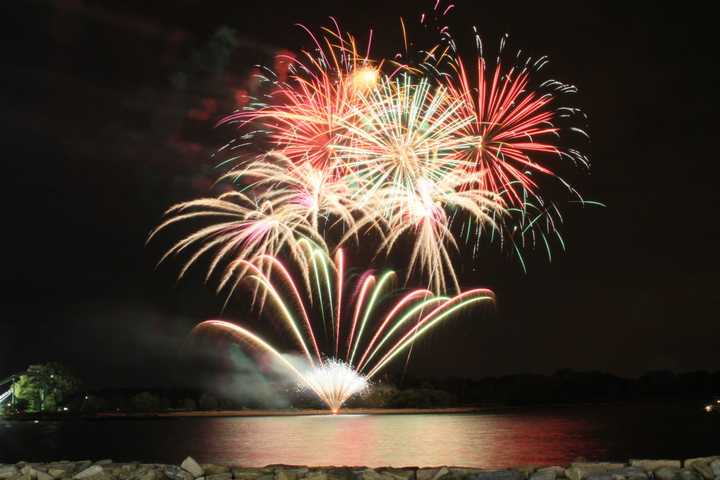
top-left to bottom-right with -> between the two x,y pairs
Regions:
2,457 -> 719,480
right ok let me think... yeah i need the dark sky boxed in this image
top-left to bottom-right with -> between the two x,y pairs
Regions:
2,0 -> 719,390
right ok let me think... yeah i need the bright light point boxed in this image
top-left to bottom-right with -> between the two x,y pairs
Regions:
705,405 -> 713,413
351,67 -> 379,92
300,359 -> 368,412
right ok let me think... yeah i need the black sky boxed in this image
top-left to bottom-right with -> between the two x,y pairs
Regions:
1,0 -> 719,389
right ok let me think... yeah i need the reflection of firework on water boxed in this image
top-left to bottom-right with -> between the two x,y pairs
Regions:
192,245 -> 494,411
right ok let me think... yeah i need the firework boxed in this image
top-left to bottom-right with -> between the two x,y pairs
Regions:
445,53 -> 589,205
150,2 -> 596,408
148,191 -> 328,285
192,246 -> 494,411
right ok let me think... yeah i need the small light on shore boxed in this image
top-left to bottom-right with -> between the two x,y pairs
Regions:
704,405 -> 713,413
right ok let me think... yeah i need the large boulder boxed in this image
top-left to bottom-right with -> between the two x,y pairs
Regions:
530,467 -> 564,480
202,466 -> 229,476
302,472 -> 328,480
607,467 -> 648,480
275,468 -> 310,480
164,466 -> 194,480
206,474 -> 232,480
74,466 -> 104,480
180,458 -> 203,479
655,468 -> 682,480
710,460 -> 720,477
690,463 -> 715,480
0,466 -> 18,479
323,468 -> 356,480
678,470 -> 701,480
130,468 -> 161,480
465,470 -> 525,480
685,460 -> 720,470
232,469 -> 270,480
630,461 -> 681,471
417,468 -> 449,480
566,464 -> 625,480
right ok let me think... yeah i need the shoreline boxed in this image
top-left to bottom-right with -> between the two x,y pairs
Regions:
99,406 -> 481,418
2,400 -> 714,421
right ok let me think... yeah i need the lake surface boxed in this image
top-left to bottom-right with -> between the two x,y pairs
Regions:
1,402 -> 718,467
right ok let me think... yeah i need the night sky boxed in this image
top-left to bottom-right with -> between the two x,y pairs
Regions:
2,1 -> 719,391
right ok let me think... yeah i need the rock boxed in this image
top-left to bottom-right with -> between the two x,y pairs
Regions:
465,470 -> 525,480
686,460 -> 718,470
0,466 -> 19,479
566,465 -> 625,480
323,468 -> 355,480
417,468 -> 449,480
128,466 -> 161,480
275,469 -> 310,480
164,466 -> 194,480
232,469 -> 268,480
518,467 -> 538,479
181,458 -> 203,479
692,464 -> 715,480
711,461 -> 720,477
585,474 -> 613,480
679,471 -> 701,480
201,466 -> 229,476
630,461 -> 682,471
530,468 -> 560,480
655,468 -> 682,480
206,474 -> 231,480
73,466 -> 104,480
302,473 -> 328,480
32,470 -> 52,480
376,470 -> 415,480
94,463 -> 112,468
607,467 -> 647,480
47,470 -> 67,479
359,470 -> 384,480
20,467 -> 35,479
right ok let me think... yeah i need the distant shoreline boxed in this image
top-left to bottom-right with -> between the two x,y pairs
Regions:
97,406 -> 482,418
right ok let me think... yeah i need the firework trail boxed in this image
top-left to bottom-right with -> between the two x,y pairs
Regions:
150,0 -> 598,408
192,245 -> 494,412
202,8 -> 594,291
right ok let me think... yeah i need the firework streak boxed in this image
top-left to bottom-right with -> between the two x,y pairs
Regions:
150,1 -> 597,411
192,245 -> 494,411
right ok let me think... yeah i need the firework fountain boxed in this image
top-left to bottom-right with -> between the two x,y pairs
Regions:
149,1 -> 595,411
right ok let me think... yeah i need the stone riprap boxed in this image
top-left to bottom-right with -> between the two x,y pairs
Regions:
1,457 -> 719,480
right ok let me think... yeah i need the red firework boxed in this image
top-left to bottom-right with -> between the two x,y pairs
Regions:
447,56 -> 561,204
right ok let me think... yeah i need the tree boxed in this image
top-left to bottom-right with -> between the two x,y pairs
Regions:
179,398 -> 197,411
131,392 -> 160,412
198,393 -> 218,410
13,363 -> 81,412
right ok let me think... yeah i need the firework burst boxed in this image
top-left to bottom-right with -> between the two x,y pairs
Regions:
192,246 -> 494,411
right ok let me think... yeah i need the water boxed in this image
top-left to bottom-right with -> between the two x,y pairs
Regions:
1,403 -> 718,467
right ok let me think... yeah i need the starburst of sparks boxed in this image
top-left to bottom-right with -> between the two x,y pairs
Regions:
150,1 -> 599,412
192,246 -> 494,411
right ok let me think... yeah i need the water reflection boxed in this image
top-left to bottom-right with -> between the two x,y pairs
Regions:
1,404 -> 717,467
